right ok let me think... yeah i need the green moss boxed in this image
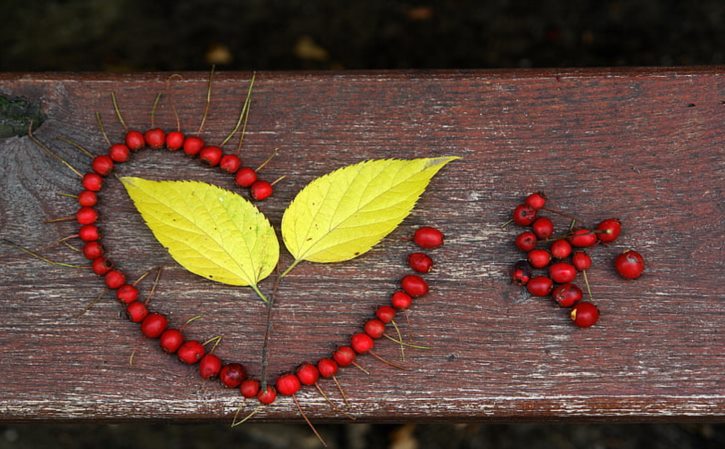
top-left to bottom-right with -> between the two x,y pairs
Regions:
0,95 -> 45,138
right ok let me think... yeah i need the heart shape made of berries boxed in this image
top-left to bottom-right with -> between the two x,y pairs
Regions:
75,125 -> 452,408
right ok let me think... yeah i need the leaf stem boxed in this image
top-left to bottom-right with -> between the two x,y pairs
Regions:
259,265 -> 283,390
250,284 -> 269,304
279,259 -> 301,279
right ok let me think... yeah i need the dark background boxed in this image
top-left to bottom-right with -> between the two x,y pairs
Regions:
1,0 -> 723,448
1,0 -> 723,71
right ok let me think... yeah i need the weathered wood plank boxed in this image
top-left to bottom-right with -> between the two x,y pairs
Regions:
0,69 -> 723,421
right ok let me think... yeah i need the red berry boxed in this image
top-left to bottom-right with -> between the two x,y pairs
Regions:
82,173 -> 103,192
199,146 -> 223,166
572,251 -> 592,271
571,302 -> 600,327
144,128 -> 166,149
391,290 -> 413,310
333,346 -> 356,367
220,363 -> 247,388
351,332 -> 374,354
125,130 -> 145,150
165,131 -> 185,151
199,354 -> 222,379
126,301 -> 148,323
525,192 -> 547,210
569,229 -> 598,247
550,239 -> 572,259
596,218 -> 622,243
91,257 -> 112,276
276,373 -> 301,396
104,270 -> 126,289
549,262 -> 577,284
220,154 -> 242,173
515,231 -> 537,252
526,276 -> 553,297
78,190 -> 97,207
375,305 -> 396,323
76,207 -> 98,225
511,260 -> 532,286
527,249 -> 551,269
407,252 -> 433,273
234,167 -> 257,187
552,283 -> 583,307
177,340 -> 205,364
240,379 -> 261,398
82,241 -> 103,260
364,319 -> 386,339
296,363 -> 320,386
531,217 -> 554,239
140,313 -> 168,338
413,226 -> 444,249
160,329 -> 184,353
614,250 -> 645,280
116,284 -> 139,304
79,224 -> 100,242
317,358 -> 338,378
513,204 -> 537,226
183,136 -> 204,156
108,144 -> 130,163
401,275 -> 428,297
257,385 -> 277,405
250,180 -> 273,201
91,155 -> 114,176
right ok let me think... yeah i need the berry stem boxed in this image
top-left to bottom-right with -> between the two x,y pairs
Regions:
150,93 -> 162,128
95,112 -> 111,145
331,375 -> 350,407
499,219 -> 513,229
2,239 -> 85,269
61,241 -> 80,253
292,395 -> 328,447
197,65 -> 215,133
45,216 -> 75,223
582,270 -> 595,301
165,74 -> 183,131
383,334 -> 431,349
391,319 -> 406,361
222,72 -> 256,147
314,383 -> 355,419
56,135 -> 94,158
270,175 -> 286,187
27,123 -> 83,178
231,405 -> 262,428
111,92 -> 128,130
75,291 -> 104,318
541,206 -> 581,222
143,266 -> 163,305
57,192 -> 78,199
181,314 -> 203,330
351,361 -> 370,375
369,350 -> 409,370
255,148 -> 279,172
203,335 -> 223,352
129,349 -> 137,367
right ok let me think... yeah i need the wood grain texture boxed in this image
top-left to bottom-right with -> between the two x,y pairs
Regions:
0,69 -> 723,422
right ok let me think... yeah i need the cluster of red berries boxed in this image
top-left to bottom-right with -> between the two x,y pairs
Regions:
105,128 -> 276,200
78,127 -> 445,405
509,192 -> 645,328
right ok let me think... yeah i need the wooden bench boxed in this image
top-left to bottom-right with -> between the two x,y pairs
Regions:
0,69 -> 723,422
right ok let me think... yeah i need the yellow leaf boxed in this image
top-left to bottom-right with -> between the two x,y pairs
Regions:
281,157 -> 458,264
121,177 -> 279,293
